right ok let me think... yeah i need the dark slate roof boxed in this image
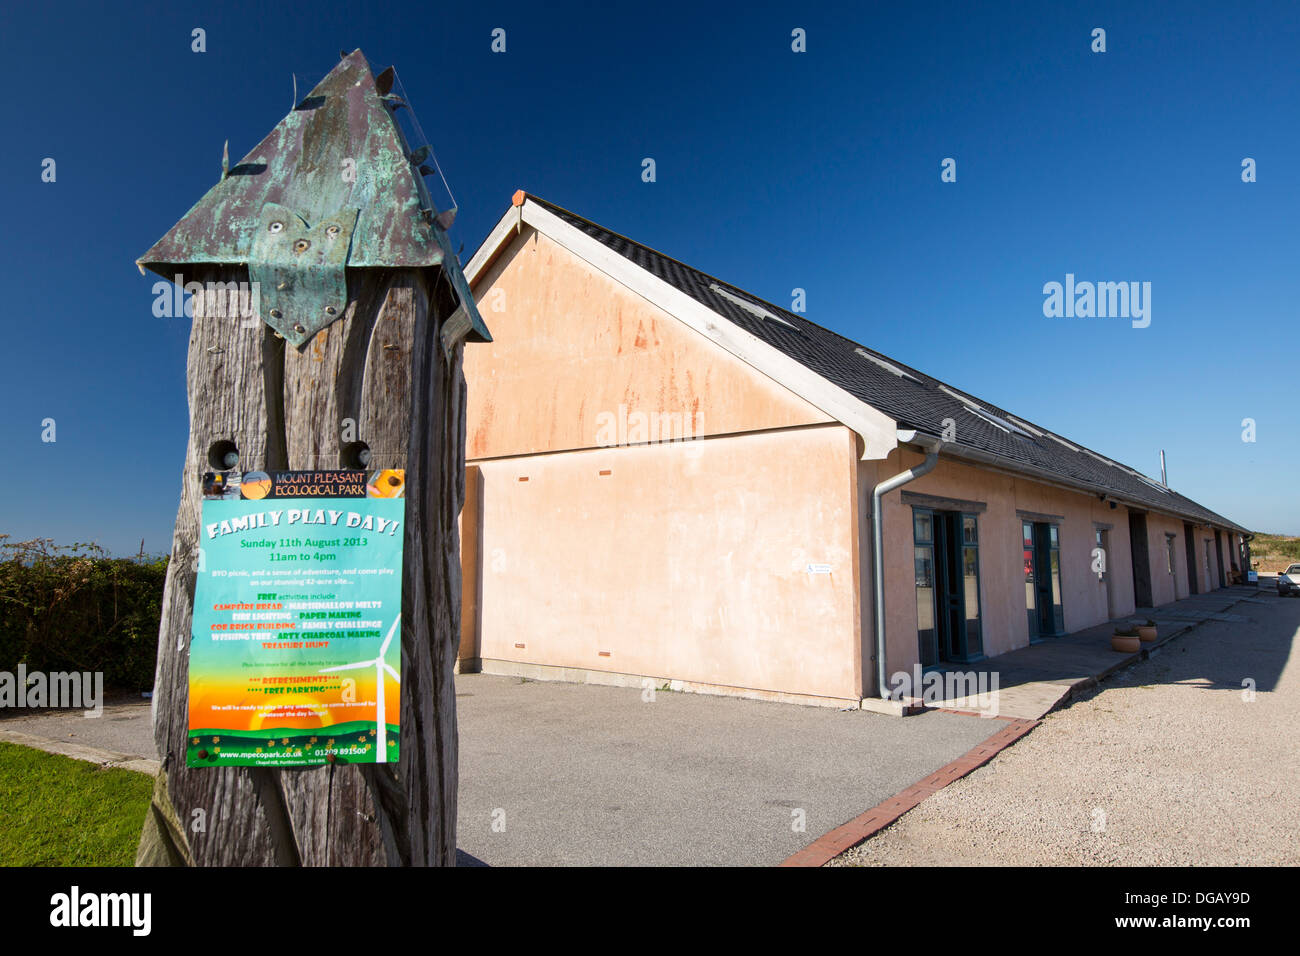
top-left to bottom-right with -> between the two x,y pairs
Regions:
523,195 -> 1249,535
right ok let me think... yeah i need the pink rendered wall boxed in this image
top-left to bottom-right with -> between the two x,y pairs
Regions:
865,448 -> 1156,694
1146,513 -> 1187,606
474,425 -> 863,700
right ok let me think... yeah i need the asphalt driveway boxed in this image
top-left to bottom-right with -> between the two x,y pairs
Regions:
0,667 -> 1004,866
454,674 -> 1001,866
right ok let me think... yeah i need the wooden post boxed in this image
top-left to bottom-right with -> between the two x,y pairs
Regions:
134,51 -> 489,866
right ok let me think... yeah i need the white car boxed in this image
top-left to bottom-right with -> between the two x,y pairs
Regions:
1279,564 -> 1300,597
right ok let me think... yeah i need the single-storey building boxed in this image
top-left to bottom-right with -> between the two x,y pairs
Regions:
455,191 -> 1251,708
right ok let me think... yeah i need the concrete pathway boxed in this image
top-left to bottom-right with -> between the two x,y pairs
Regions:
0,697 -> 157,762
0,727 -> 159,775
0,696 -> 159,774
933,586 -> 1260,719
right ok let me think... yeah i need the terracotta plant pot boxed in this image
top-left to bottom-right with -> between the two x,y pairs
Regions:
1111,634 -> 1141,653
1137,626 -> 1157,642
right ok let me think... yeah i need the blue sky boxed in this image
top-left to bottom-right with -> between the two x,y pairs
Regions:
2,0 -> 1296,555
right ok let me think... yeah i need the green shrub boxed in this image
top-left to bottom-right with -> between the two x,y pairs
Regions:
0,536 -> 167,691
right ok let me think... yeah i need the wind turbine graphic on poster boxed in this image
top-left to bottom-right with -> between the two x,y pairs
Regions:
320,614 -> 401,762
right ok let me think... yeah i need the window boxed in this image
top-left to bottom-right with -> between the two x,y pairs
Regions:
1024,522 -> 1036,633
1165,534 -> 1177,575
855,347 -> 919,381
963,405 -> 1036,439
1048,526 -> 1063,632
1096,527 -> 1116,618
708,283 -> 796,327
962,516 -> 982,656
914,511 -> 936,666
1006,415 -> 1044,437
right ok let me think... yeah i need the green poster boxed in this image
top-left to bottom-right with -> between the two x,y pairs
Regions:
187,469 -> 405,767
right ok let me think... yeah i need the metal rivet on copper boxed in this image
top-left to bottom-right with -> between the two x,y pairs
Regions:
269,308 -> 282,318
294,239 -> 311,252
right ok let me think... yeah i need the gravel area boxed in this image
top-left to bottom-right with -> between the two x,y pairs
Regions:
830,594 -> 1300,866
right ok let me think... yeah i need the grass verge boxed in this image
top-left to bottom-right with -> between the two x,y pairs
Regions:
0,741 -> 151,866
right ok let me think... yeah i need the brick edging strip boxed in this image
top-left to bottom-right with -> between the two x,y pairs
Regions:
780,716 -> 1039,867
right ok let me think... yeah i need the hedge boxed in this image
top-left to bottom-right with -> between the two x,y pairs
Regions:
0,536 -> 167,691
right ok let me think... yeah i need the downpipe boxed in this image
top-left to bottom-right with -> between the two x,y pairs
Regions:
871,430 -> 942,699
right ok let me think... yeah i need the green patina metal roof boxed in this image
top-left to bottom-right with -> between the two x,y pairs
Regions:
138,49 -> 489,347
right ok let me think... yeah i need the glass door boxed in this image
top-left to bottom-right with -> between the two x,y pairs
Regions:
1026,520 -> 1064,638
916,509 -> 983,664
934,514 -> 962,661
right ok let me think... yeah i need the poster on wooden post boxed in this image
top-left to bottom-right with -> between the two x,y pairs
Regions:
187,469 -> 405,767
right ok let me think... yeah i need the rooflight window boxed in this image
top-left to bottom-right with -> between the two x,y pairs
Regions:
1046,433 -> 1080,452
708,284 -> 796,328
854,348 -> 919,380
964,405 -> 1035,439
1006,415 -> 1043,437
939,385 -> 979,407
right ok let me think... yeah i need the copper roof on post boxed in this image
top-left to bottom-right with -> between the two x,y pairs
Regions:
137,49 -> 490,348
